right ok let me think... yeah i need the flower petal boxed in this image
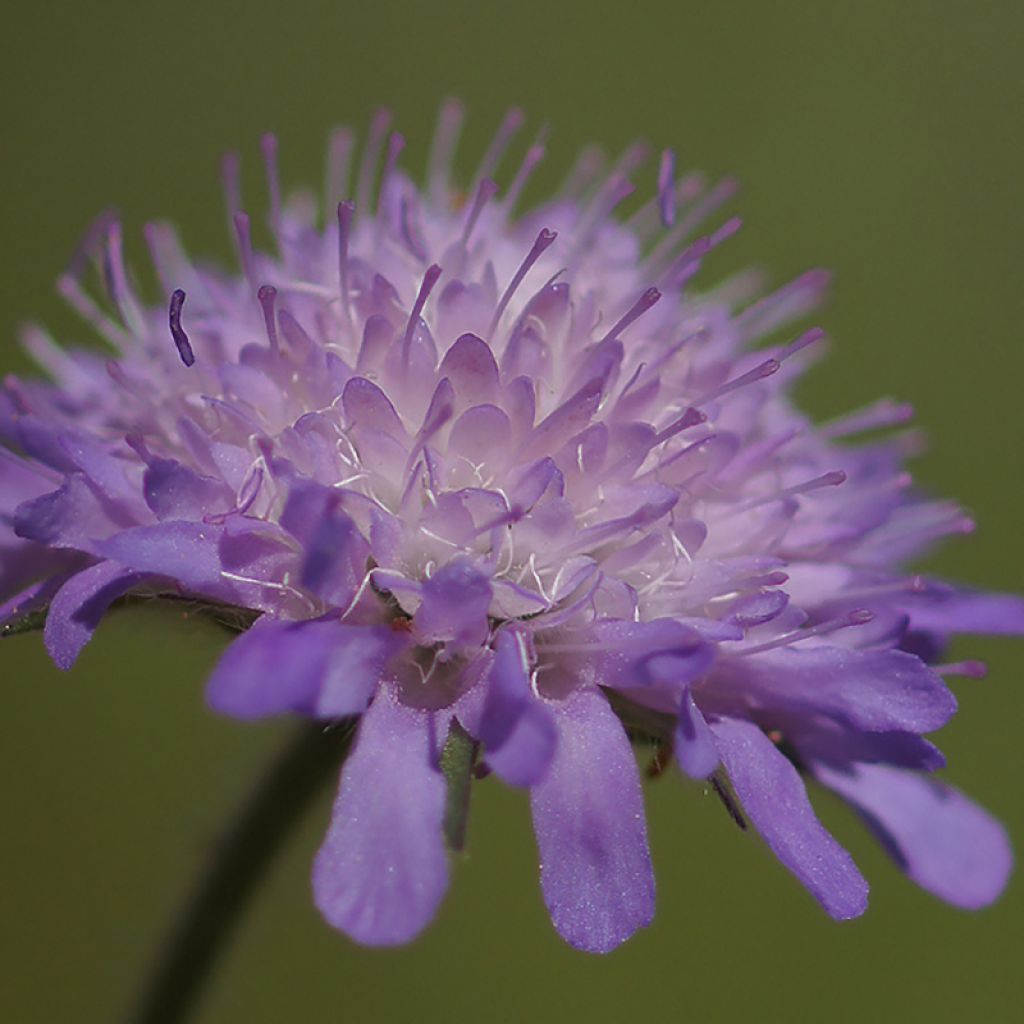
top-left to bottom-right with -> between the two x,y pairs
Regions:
13,474 -> 112,551
530,688 -> 655,952
412,557 -> 492,648
812,761 -> 1012,909
207,617 -> 398,720
143,458 -> 233,520
315,626 -> 407,718
438,332 -> 500,407
279,480 -> 369,605
44,561 -> 143,670
313,687 -> 448,945
675,689 -> 719,779
711,715 -> 868,919
715,645 -> 956,733
548,618 -> 714,695
792,721 -> 946,772
207,617 -> 332,718
478,630 -> 556,787
98,520 -> 225,589
904,585 -> 1024,637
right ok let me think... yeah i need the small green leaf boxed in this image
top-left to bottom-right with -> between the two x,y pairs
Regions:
0,605 -> 48,639
440,719 -> 478,853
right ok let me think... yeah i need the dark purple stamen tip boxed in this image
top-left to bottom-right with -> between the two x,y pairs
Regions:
601,286 -> 662,343
168,289 -> 195,367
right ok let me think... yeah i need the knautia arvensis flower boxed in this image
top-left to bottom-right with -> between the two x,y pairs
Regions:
2,103 -> 1021,952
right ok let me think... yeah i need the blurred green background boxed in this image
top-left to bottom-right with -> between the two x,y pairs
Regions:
2,1 -> 1022,1021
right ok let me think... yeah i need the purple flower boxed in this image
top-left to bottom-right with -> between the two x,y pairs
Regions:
2,103 -> 1021,953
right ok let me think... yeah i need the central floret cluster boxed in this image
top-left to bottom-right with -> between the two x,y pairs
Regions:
2,105 -> 1019,953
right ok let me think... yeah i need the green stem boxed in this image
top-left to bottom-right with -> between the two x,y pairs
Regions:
124,720 -> 354,1024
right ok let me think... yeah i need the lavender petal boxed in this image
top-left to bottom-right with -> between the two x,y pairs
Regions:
530,689 -> 655,952
813,760 -> 1012,909
712,715 -> 869,919
313,687 -> 448,945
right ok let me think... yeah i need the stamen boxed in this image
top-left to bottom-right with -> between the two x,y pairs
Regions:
257,284 -> 279,354
402,264 -> 443,367
502,142 -> 546,215
725,470 -> 846,516
336,200 -> 355,324
601,287 -> 661,343
63,208 -> 117,280
460,178 -> 499,247
735,269 -> 831,338
635,326 -> 707,385
235,464 -> 264,514
634,432 -> 717,485
339,567 -> 377,622
644,178 -> 739,273
781,326 -> 825,361
653,406 -> 707,445
232,212 -> 255,287
427,98 -> 465,207
378,132 -> 406,216
219,570 -> 317,611
399,195 -> 429,262
934,660 -> 987,679
833,575 -> 927,603
571,175 -> 635,258
260,133 -> 282,237
57,275 -> 127,345
695,357 -> 779,405
737,609 -> 874,656
600,407 -> 705,482
324,126 -> 354,213
821,398 -> 915,439
611,360 -> 647,409
663,216 -> 742,289
878,510 -> 976,545
488,228 -> 558,339
145,222 -> 201,300
471,107 -> 525,193
658,149 -> 676,227
625,170 -> 703,236
2,376 -> 31,415
605,141 -> 650,191
103,219 -> 144,334
558,144 -> 605,199
355,109 -> 392,222
168,289 -> 195,367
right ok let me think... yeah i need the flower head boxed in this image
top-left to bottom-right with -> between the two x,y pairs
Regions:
3,103 -> 1021,952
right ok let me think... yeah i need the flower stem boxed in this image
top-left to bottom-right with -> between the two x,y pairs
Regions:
125,720 -> 355,1024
